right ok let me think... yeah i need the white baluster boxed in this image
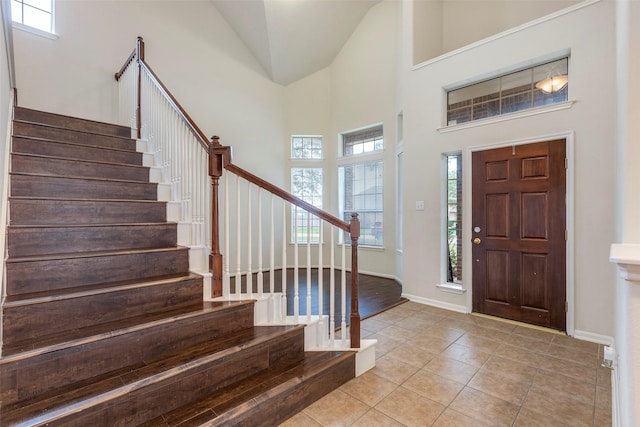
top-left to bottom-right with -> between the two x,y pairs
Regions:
281,199 -> 287,320
341,237 -> 347,346
318,220 -> 324,346
330,227 -> 335,347
235,176 -> 242,298
293,206 -> 299,323
246,182 -> 253,299
306,212 -> 311,322
270,194 -> 275,322
223,173 -> 230,299
257,188 -> 264,298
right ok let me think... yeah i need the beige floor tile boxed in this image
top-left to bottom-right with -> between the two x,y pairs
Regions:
440,343 -> 492,367
465,325 -> 512,342
434,318 -> 476,332
539,355 -> 597,385
597,365 -> 613,390
511,325 -> 557,343
339,371 -> 398,406
398,316 -> 437,332
506,334 -> 552,353
449,387 -> 519,426
522,388 -> 594,426
402,369 -> 465,406
552,334 -> 599,354
362,318 -> 393,333
514,407 -> 576,427
494,343 -> 544,367
371,355 -> 420,384
368,333 -> 404,359
375,386 -> 445,426
351,408 -> 405,427
472,316 -> 517,333
423,326 -> 466,342
468,369 -> 531,405
432,408 -> 493,427
412,334 -> 454,354
596,385 -> 613,410
594,405 -> 613,426
377,324 -> 420,341
278,411 -> 323,427
384,343 -> 435,368
373,310 -> 409,324
455,333 -> 502,354
531,369 -> 595,406
397,301 -> 427,312
547,343 -> 599,368
303,389 -> 370,426
424,355 -> 479,384
481,355 -> 538,383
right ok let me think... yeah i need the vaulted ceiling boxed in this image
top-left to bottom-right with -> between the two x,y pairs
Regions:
211,0 -> 380,86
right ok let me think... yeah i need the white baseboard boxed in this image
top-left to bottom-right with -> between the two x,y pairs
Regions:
572,329 -> 614,346
401,293 -> 468,314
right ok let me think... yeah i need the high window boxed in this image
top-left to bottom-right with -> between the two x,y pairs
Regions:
447,57 -> 568,126
290,136 -> 323,243
339,125 -> 384,247
11,0 -> 54,34
445,153 -> 462,283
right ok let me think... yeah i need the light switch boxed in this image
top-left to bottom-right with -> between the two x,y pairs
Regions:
415,201 -> 425,211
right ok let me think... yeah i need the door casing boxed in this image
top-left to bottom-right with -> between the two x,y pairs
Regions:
463,132 -> 575,335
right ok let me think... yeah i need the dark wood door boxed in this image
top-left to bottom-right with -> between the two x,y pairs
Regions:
472,140 -> 566,330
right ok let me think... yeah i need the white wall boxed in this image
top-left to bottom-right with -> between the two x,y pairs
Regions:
11,0 -> 286,184
402,0 -> 616,338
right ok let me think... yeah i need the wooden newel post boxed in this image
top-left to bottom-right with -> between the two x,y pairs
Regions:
208,136 -> 230,297
349,213 -> 361,349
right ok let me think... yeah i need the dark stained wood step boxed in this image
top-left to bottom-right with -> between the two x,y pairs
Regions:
5,247 -> 190,296
12,136 -> 143,165
11,153 -> 150,182
0,301 -> 257,405
10,173 -> 158,200
13,121 -> 137,151
10,197 -> 166,225
148,350 -> 355,427
1,274 -> 203,347
7,223 -> 177,257
14,107 -> 132,138
1,325 -> 305,427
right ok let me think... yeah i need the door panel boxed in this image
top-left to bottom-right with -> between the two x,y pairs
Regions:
472,140 -> 566,330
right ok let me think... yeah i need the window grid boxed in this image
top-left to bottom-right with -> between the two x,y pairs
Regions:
447,58 -> 568,126
343,125 -> 383,156
290,168 -> 323,244
341,160 -> 384,247
11,0 -> 53,33
291,136 -> 323,160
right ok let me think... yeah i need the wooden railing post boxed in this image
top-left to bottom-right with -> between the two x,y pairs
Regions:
135,36 -> 144,139
349,213 -> 361,349
209,136 -> 231,297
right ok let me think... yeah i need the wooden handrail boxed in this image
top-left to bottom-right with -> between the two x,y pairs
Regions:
225,163 -> 351,233
114,49 -> 136,81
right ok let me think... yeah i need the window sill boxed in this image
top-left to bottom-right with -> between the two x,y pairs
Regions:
13,22 -> 58,40
436,283 -> 466,294
437,100 -> 575,133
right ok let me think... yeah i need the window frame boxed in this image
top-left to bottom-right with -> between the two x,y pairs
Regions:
11,0 -> 57,38
338,124 -> 385,248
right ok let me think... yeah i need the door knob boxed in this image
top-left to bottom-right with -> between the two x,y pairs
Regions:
473,237 -> 482,245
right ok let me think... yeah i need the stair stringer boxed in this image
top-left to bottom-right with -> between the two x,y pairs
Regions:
138,138 -> 213,298
213,292 -> 377,377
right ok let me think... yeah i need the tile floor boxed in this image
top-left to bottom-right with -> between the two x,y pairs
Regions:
280,301 -> 612,426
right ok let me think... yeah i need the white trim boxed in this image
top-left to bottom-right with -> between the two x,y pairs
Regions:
402,293 -> 468,313
438,101 -> 575,134
436,283 -> 466,295
572,329 -> 614,346
12,21 -> 58,40
610,244 -> 640,282
412,0 -> 600,71
464,131 -> 576,335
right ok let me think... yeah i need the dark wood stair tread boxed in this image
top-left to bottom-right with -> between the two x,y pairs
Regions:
151,350 -> 355,427
0,325 -> 305,426
12,134 -> 140,154
14,107 -> 132,138
10,171 -> 157,185
6,246 -> 188,264
1,300 -> 254,358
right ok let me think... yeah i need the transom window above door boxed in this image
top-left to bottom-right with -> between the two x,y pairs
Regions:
447,57 -> 568,126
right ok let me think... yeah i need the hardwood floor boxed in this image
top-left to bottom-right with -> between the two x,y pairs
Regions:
231,268 -> 406,327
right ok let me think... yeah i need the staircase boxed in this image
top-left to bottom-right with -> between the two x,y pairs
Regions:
0,107 -> 355,426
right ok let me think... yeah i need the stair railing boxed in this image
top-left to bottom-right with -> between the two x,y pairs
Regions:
115,37 -> 361,349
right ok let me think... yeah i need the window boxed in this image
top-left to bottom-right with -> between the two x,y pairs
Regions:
11,0 -> 54,34
445,153 -> 462,283
290,136 -> 323,243
339,125 -> 384,247
447,57 -> 568,126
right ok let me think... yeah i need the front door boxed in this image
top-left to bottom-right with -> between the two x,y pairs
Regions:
471,140 -> 566,330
